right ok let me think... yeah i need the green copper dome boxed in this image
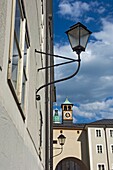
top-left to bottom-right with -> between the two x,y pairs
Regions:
53,108 -> 60,123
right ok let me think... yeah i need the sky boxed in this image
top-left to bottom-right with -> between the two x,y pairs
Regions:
53,0 -> 113,123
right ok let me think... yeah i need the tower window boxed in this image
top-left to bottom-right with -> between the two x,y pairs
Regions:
64,106 -> 67,111
68,105 -> 71,110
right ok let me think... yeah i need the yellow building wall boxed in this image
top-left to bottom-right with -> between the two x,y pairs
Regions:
53,128 -> 89,170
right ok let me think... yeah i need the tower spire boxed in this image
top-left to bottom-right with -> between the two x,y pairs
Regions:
53,108 -> 60,124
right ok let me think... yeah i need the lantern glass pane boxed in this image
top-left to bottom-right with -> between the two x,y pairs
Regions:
67,27 -> 80,49
58,134 -> 66,146
80,27 -> 90,48
59,138 -> 65,146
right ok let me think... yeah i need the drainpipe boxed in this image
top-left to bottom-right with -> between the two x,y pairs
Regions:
45,0 -> 54,169
50,15 -> 54,170
45,0 -> 49,169
104,126 -> 110,170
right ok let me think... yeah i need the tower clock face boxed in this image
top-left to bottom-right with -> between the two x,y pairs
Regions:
64,111 -> 72,120
65,112 -> 71,118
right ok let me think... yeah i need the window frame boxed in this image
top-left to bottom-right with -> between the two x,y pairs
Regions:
96,129 -> 102,137
96,144 -> 103,154
110,130 -> 113,137
8,0 -> 30,120
97,164 -> 105,170
111,145 -> 113,153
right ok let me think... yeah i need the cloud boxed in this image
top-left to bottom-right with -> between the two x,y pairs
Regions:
54,19 -> 113,107
73,97 -> 113,122
58,1 -> 90,20
93,19 -> 113,44
53,97 -> 113,123
58,1 -> 108,22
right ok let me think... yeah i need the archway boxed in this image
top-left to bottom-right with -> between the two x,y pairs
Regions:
55,157 -> 88,170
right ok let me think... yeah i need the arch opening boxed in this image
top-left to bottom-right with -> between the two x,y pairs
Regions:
55,157 -> 88,170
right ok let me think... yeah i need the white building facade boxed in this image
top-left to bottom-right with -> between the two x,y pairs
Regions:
0,0 -> 54,170
87,122 -> 113,170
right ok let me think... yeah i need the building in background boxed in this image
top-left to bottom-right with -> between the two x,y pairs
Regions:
53,98 -> 113,170
0,0 -> 54,170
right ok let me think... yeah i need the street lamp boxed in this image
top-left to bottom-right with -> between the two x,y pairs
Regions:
53,131 -> 66,158
35,22 -> 92,100
66,22 -> 92,54
58,133 -> 66,146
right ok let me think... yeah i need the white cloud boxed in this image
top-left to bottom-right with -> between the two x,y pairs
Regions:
93,19 -> 113,44
85,17 -> 95,23
73,97 -> 113,121
54,19 -> 113,107
59,2 -> 72,15
58,1 -> 106,21
58,1 -> 90,20
97,6 -> 106,14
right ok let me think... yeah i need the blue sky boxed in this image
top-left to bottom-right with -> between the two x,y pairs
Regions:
53,0 -> 113,123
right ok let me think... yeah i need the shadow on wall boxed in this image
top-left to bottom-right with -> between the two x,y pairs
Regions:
78,130 -> 90,170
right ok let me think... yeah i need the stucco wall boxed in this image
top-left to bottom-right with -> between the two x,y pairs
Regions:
0,0 -> 51,169
0,102 -> 43,170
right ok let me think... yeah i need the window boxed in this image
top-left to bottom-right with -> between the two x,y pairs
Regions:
98,164 -> 105,170
41,0 -> 44,14
68,105 -> 71,110
110,130 -> 113,137
111,145 -> 113,153
96,129 -> 102,137
8,0 -> 30,116
97,145 -> 103,153
64,106 -> 67,111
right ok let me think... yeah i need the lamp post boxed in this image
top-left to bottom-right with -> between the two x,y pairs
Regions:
35,22 -> 92,100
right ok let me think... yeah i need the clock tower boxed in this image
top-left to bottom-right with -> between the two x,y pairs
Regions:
61,98 -> 73,124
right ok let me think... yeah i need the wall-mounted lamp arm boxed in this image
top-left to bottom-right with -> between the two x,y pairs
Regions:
53,146 -> 63,158
35,23 -> 91,100
35,49 -> 76,61
53,147 -> 63,149
36,52 -> 81,99
38,60 -> 77,71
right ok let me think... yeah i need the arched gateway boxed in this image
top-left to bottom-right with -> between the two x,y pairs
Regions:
55,157 -> 88,170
